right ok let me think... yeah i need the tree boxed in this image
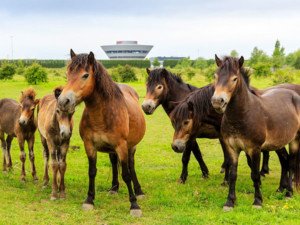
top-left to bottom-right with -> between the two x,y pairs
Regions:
248,47 -> 269,66
230,50 -> 238,58
117,65 -> 137,82
0,64 -> 16,80
152,58 -> 160,68
25,63 -> 48,84
294,57 -> 300,69
252,62 -> 272,78
194,57 -> 208,69
272,40 -> 285,69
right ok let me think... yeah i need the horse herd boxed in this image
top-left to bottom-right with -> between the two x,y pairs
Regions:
0,50 -> 300,216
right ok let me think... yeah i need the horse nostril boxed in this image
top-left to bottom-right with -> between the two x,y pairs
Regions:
61,131 -> 65,138
171,144 -> 178,152
64,98 -> 70,106
220,98 -> 224,103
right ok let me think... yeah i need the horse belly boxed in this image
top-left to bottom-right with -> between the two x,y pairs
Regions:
197,123 -> 219,139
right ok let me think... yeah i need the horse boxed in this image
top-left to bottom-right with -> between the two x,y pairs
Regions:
37,86 -> 74,200
170,83 -> 298,188
142,68 -> 209,183
211,55 -> 300,210
0,88 -> 39,181
57,50 -> 146,217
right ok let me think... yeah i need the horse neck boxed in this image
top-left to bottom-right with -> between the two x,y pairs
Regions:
162,80 -> 192,115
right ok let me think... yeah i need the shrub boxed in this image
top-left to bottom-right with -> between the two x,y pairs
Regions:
272,68 -> 295,85
294,56 -> 300,69
25,63 -> 48,84
0,64 -> 16,80
152,58 -> 160,68
110,67 -> 119,82
17,60 -> 25,75
163,60 -> 180,68
185,68 -> 196,80
252,62 -> 272,78
118,65 -> 137,82
203,64 -> 217,82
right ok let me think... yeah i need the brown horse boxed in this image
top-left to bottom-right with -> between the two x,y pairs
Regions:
57,50 -> 146,217
37,86 -> 74,200
142,68 -> 209,183
0,88 -> 39,181
211,55 -> 300,210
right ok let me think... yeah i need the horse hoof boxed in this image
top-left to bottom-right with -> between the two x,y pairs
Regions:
2,170 -> 7,174
109,190 -> 118,195
220,168 -> 225,173
286,197 -> 292,200
20,178 -> 26,183
130,209 -> 142,217
136,194 -> 146,200
177,178 -> 185,184
60,197 -> 66,201
34,179 -> 39,184
202,174 -> 209,179
82,203 -> 94,210
223,206 -> 233,211
50,196 -> 57,201
42,185 -> 48,189
252,205 -> 262,209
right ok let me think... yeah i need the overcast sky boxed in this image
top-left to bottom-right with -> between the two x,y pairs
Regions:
1,0 -> 299,60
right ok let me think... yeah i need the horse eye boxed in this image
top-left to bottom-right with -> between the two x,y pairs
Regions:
31,108 -> 35,111
233,77 -> 237,82
157,85 -> 163,90
82,73 -> 89,79
183,121 -> 189,126
56,109 -> 60,114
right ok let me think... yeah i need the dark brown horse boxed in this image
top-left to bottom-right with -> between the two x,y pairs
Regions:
0,88 -> 39,181
211,55 -> 300,210
37,86 -> 74,200
57,50 -> 146,217
142,68 -> 209,182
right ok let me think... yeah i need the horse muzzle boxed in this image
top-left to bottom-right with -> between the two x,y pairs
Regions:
211,94 -> 228,114
19,116 -> 28,127
58,91 -> 76,113
171,139 -> 186,153
142,100 -> 156,115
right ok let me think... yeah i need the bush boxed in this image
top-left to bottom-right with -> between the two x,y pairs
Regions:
110,67 -> 119,82
203,64 -> 217,82
17,60 -> 25,75
294,56 -> 300,69
272,68 -> 295,85
163,60 -> 180,68
252,62 -> 272,78
152,58 -> 160,68
0,64 -> 16,80
118,65 -> 137,82
25,63 -> 48,84
186,68 -> 196,80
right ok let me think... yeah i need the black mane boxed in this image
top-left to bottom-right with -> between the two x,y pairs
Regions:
147,69 -> 183,85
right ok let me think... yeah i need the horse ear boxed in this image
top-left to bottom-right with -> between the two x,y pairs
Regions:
187,101 -> 194,116
54,87 -> 63,99
168,101 -> 179,112
146,68 -> 151,75
34,99 -> 40,105
70,49 -> 76,59
161,68 -> 168,81
215,54 -> 222,67
88,51 -> 95,65
239,56 -> 244,68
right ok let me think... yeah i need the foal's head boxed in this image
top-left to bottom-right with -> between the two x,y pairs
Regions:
54,86 -> 74,140
211,55 -> 248,113
19,88 -> 39,126
142,68 -> 182,114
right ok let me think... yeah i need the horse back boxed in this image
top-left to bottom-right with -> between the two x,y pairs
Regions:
0,98 -> 20,135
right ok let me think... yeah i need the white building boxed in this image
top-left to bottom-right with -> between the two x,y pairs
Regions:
101,41 -> 153,59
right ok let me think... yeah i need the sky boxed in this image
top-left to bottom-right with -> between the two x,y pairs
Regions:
0,0 -> 300,60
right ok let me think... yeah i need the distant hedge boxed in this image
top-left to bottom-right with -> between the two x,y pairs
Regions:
163,60 -> 180,68
0,60 -> 66,68
98,59 -> 151,68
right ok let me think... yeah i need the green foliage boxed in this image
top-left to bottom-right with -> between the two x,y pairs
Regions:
0,59 -> 66,68
249,47 -> 270,66
163,59 -> 180,68
194,57 -> 208,69
175,57 -> 193,69
252,62 -> 272,78
152,58 -> 160,68
25,63 -> 48,84
0,64 -> 16,80
203,64 -> 217,82
294,57 -> 300,69
16,60 -> 25,75
272,40 -> 285,69
110,67 -> 120,82
230,50 -> 238,57
185,68 -> 196,80
272,67 -> 295,85
98,59 -> 150,68
117,65 -> 137,82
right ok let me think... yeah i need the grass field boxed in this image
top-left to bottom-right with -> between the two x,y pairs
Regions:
0,69 -> 299,224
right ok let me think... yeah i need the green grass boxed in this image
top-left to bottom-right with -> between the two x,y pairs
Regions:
0,70 -> 299,224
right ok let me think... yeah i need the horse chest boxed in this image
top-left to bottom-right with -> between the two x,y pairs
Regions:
92,133 -> 115,153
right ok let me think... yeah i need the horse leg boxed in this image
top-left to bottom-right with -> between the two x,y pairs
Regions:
260,151 -> 270,177
178,144 -> 191,184
17,135 -> 26,182
116,141 -> 141,217
220,139 -> 230,186
0,131 -> 8,173
275,148 -> 289,193
249,149 -> 263,208
47,140 -> 59,200
108,153 -> 119,194
41,136 -> 50,188
223,146 -> 240,211
6,135 -> 13,170
191,140 -> 209,178
28,136 -> 38,182
59,142 -> 68,200
82,142 -> 97,210
128,146 -> 145,199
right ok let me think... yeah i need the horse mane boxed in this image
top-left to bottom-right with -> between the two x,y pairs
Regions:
20,87 -> 36,102
218,56 -> 251,88
171,84 -> 215,130
147,69 -> 183,87
68,54 -> 123,100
